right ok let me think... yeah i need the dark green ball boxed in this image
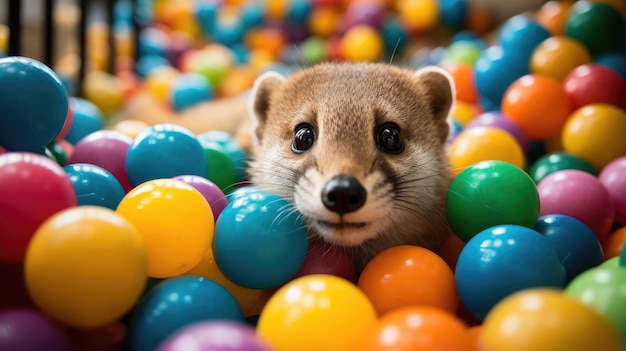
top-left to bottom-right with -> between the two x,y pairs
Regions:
565,2 -> 625,55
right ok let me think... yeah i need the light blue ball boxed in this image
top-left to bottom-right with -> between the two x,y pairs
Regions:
455,224 -> 567,321
125,123 -> 208,187
474,45 -> 529,107
64,97 -> 104,145
0,56 -> 69,151
498,14 -> 551,62
198,130 -> 248,182
213,190 -> 309,290
63,163 -> 126,210
439,0 -> 468,29
534,214 -> 604,282
595,52 -> 626,80
170,73 -> 213,111
125,276 -> 244,351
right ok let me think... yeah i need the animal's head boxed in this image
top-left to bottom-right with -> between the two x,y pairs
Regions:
247,62 -> 455,249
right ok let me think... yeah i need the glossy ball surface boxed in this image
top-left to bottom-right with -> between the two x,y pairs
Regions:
0,308 -> 71,351
599,156 -> 626,224
565,1 -> 625,55
528,152 -> 597,184
563,64 -> 626,110
156,321 -> 272,351
63,163 -> 126,210
530,36 -> 592,81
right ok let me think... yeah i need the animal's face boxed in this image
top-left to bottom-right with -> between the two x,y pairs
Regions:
248,63 -> 455,248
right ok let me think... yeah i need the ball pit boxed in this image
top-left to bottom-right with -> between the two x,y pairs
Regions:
1,0 -> 626,349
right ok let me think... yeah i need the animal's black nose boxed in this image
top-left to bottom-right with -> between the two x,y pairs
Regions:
321,175 -> 367,214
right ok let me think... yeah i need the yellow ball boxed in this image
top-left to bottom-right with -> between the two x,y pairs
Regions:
110,119 -> 150,139
561,104 -> 626,170
143,66 -> 180,103
116,179 -> 214,278
24,206 -> 147,328
452,101 -> 482,126
449,126 -> 526,174
530,36 -> 593,81
397,0 -> 440,32
481,288 -> 623,351
257,274 -> 377,351
339,25 -> 384,62
83,71 -> 124,116
184,249 -> 263,316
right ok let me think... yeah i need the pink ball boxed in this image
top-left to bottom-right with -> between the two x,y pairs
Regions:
563,64 -> 626,110
537,170 -> 615,241
600,156 -> 626,225
156,321 -> 272,351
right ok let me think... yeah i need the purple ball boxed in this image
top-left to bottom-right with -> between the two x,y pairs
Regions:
599,156 -> 626,225
345,1 -> 385,29
173,175 -> 228,220
0,309 -> 72,351
465,111 -> 529,152
155,321 -> 272,351
68,130 -> 133,192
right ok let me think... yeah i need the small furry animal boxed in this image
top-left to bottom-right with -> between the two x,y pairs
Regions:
114,62 -> 456,270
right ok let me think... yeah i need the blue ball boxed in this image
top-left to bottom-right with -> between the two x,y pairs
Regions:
534,214 -> 604,281
0,56 -> 69,151
64,97 -> 104,145
241,1 -> 265,29
381,17 -> 407,54
196,0 -> 221,34
226,185 -> 259,203
63,163 -> 126,210
439,0 -> 468,29
197,131 -> 248,182
455,224 -> 567,321
170,73 -> 213,111
595,52 -> 626,80
136,54 -> 171,78
138,27 -> 169,57
498,15 -> 551,62
287,0 -> 312,23
125,276 -> 244,351
213,190 -> 309,289
125,123 -> 208,187
474,45 -> 529,107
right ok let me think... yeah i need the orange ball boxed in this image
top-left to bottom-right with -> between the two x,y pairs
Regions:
245,28 -> 287,60
397,0 -> 440,33
308,7 -> 342,38
534,1 -> 575,36
339,24 -> 384,62
218,66 -> 259,97
602,226 -> 626,260
501,74 -> 571,140
442,62 -> 478,104
357,245 -> 458,315
358,306 -> 476,351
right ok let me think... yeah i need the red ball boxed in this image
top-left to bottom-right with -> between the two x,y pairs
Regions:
0,152 -> 76,262
291,241 -> 356,283
563,64 -> 626,110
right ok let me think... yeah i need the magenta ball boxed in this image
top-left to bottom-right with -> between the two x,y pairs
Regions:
465,111 -> 529,152
0,308 -> 72,351
172,175 -> 228,220
291,240 -> 357,283
155,321 -> 272,351
0,152 -> 76,262
599,156 -> 626,225
68,130 -> 133,192
537,170 -> 615,242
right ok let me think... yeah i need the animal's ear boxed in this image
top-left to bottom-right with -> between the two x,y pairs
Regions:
414,66 -> 456,143
249,71 -> 286,143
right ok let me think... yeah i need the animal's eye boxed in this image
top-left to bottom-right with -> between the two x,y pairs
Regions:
376,123 -> 404,154
292,123 -> 315,153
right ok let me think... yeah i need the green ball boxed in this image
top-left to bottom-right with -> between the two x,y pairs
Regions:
300,37 -> 328,65
565,2 -> 625,55
620,242 -> 626,267
446,160 -> 540,242
201,140 -> 236,193
602,256 -> 620,269
566,266 -> 626,341
528,152 -> 598,184
441,40 -> 484,65
46,141 -> 68,166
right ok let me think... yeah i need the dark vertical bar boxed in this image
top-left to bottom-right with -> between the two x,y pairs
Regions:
44,0 -> 55,66
130,0 -> 140,64
8,0 -> 21,56
106,0 -> 115,73
78,0 -> 89,97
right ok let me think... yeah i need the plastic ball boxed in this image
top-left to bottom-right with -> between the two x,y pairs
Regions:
530,36 -> 592,81
156,321 -> 272,351
24,206 -> 147,328
528,151 -> 598,184
358,306 -> 475,351
117,179 -> 214,278
125,123 -> 207,187
0,308 -> 72,351
291,240 -> 356,283
0,56 -> 69,151
344,1 -> 385,29
173,174 -> 228,220
308,7 -> 341,38
64,321 -> 126,351
561,103 -> 626,170
566,266 -> 626,341
534,214 -> 604,281
455,225 -> 567,320
182,45 -> 235,88
439,0 -> 468,29
55,103 -> 73,142
441,62 -> 478,103
498,15 -> 551,62
213,190 -> 308,289
563,64 -> 626,110
339,24 -> 384,62
565,1 -> 625,55
447,161 -> 540,242
197,130 -> 248,183
138,27 -> 169,57
450,101 -> 482,125
126,276 -> 244,351
441,40 -> 484,66
110,119 -> 150,139
473,45 -> 529,107
464,111 -> 528,152
535,0 -> 575,35
481,288 -> 623,351
357,245 -> 458,315
602,226 -> 626,260
537,170 -> 615,241
599,156 -> 626,224
0,152 -> 76,262
595,52 -> 626,80
83,71 -> 124,116
380,17 -> 407,54
170,72 -> 213,111
63,163 -> 126,210
449,126 -> 525,174
198,140 -> 236,192
143,66 -> 180,103
257,274 -> 377,351
501,74 -> 571,140
64,97 -> 104,145
397,0 -> 440,33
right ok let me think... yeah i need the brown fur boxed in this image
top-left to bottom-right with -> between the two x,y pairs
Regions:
113,62 -> 456,271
